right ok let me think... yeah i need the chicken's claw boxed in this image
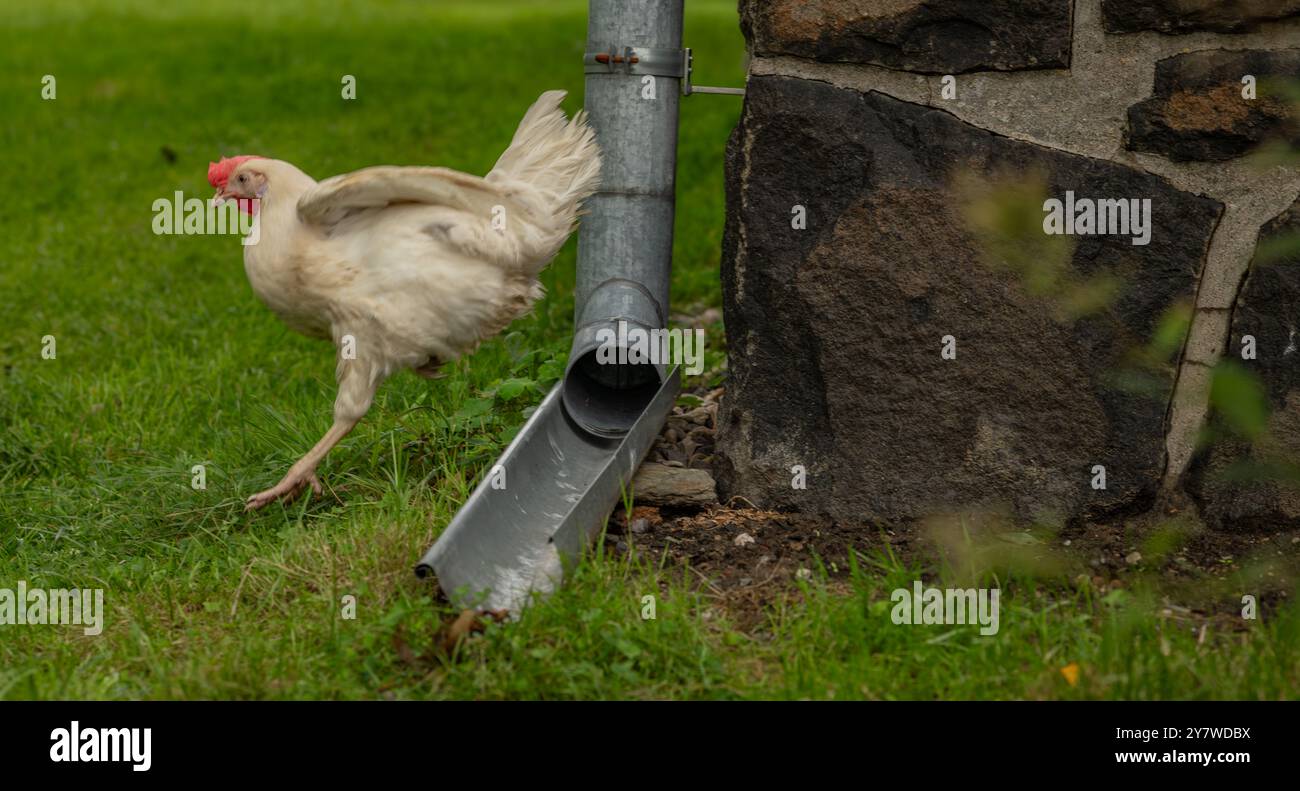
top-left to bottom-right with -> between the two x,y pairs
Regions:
245,469 -> 324,511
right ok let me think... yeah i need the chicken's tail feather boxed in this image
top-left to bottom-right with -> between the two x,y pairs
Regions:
488,90 -> 602,244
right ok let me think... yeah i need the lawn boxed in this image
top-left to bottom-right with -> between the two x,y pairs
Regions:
1,0 -> 1297,700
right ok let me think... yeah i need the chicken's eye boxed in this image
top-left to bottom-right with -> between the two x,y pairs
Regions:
238,174 -> 247,183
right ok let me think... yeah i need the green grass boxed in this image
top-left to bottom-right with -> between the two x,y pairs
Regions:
2,0 -> 1298,700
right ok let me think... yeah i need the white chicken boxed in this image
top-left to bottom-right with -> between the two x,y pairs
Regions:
209,91 -> 600,510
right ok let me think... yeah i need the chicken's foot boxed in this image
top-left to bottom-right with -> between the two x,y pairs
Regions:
245,417 -> 359,511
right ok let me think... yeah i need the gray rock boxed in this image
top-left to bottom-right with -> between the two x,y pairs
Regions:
1102,0 -> 1300,35
718,75 -> 1223,527
740,0 -> 1072,74
1188,198 -> 1300,530
631,462 -> 718,507
1127,49 -> 1300,162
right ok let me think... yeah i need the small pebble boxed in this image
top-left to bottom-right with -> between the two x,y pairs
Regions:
683,407 -> 713,426
733,532 -> 755,547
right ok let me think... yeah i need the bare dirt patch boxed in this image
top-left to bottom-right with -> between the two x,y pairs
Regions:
608,502 -> 1300,631
608,504 -> 891,628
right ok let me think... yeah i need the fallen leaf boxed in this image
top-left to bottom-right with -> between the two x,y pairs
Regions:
1060,662 -> 1080,687
440,609 -> 509,655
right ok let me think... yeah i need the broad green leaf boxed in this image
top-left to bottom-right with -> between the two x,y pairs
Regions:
1210,361 -> 1269,440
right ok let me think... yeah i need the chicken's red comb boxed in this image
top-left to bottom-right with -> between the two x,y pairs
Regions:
207,155 -> 264,188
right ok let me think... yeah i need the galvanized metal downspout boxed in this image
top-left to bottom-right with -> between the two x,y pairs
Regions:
564,0 -> 683,437
414,0 -> 687,614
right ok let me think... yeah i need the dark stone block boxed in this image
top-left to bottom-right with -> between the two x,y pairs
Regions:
719,75 -> 1223,526
1127,49 -> 1300,162
739,0 -> 1072,74
1103,0 -> 1300,35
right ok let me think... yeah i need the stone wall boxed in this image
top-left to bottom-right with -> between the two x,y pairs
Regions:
719,0 -> 1300,529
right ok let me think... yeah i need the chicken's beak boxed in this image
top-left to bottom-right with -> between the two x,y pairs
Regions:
212,186 -> 234,205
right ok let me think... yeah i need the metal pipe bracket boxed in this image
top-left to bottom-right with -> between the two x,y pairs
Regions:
583,45 -> 743,96
583,46 -> 685,79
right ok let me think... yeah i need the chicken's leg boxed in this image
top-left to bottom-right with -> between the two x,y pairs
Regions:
245,354 -> 380,511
